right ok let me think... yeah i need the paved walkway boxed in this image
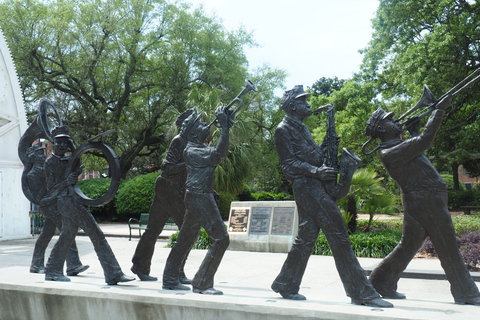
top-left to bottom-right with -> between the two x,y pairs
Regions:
1,223 -> 479,319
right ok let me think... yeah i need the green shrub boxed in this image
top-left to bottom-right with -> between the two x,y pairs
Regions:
251,191 -> 294,201
448,190 -> 474,208
115,172 -> 161,220
452,215 -> 480,236
313,229 -> 402,258
237,185 -> 255,201
77,178 -> 118,221
166,228 -> 212,249
441,174 -> 465,190
217,191 -> 237,220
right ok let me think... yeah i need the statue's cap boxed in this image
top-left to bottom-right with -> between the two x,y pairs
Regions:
176,108 -> 196,128
281,85 -> 311,110
180,108 -> 202,136
365,108 -> 394,137
51,125 -> 71,139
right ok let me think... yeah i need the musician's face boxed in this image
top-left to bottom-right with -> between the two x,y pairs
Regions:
192,120 -> 210,142
379,115 -> 402,137
53,138 -> 69,156
293,96 -> 312,120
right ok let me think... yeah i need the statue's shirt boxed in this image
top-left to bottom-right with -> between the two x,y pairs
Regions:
184,141 -> 223,193
45,153 -> 72,197
160,134 -> 188,187
380,109 -> 447,193
275,115 -> 325,182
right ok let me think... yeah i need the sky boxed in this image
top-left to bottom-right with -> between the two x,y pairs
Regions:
187,0 -> 379,90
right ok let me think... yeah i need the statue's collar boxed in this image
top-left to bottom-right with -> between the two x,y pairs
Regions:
380,138 -> 403,149
284,115 -> 305,127
52,153 -> 71,160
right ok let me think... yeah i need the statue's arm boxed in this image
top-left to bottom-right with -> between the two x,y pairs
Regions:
382,109 -> 445,166
45,161 -> 76,197
275,127 -> 322,178
161,137 -> 186,174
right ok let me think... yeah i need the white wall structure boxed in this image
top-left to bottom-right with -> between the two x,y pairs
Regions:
0,27 -> 30,240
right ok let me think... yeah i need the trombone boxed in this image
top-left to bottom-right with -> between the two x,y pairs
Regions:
397,67 -> 480,131
362,67 -> 480,156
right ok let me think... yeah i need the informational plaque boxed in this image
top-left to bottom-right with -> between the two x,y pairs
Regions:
271,207 -> 295,235
249,207 -> 272,235
228,207 -> 250,232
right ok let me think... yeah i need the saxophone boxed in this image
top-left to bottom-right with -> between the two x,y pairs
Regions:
321,104 -> 361,200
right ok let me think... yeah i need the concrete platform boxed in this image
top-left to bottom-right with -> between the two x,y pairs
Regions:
1,226 -> 480,320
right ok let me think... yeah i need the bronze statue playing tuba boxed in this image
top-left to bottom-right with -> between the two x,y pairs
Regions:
18,98 -> 121,207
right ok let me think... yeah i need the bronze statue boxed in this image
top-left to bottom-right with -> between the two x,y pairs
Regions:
364,92 -> 480,305
162,106 -> 233,295
271,85 -> 392,308
24,144 -> 88,276
18,100 -> 88,276
44,125 -> 134,285
131,109 -> 195,283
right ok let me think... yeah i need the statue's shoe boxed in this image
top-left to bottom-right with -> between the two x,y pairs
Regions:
163,283 -> 190,290
30,265 -> 45,274
66,265 -> 90,276
455,296 -> 480,305
271,282 -> 306,300
192,287 -> 223,295
45,274 -> 71,282
131,266 -> 158,281
352,297 -> 394,308
107,274 -> 135,285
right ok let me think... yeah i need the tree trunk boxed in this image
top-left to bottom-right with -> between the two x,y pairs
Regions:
453,161 -> 460,190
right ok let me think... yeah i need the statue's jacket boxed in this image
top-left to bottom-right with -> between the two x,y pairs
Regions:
275,115 -> 325,182
379,109 -> 447,194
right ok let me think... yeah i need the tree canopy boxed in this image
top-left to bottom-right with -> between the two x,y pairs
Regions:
359,0 -> 480,187
0,0 -> 259,178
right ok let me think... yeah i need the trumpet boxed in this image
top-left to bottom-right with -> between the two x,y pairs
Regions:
207,79 -> 258,128
397,67 -> 480,131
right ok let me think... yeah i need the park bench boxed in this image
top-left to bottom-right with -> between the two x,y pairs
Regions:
128,213 -> 149,241
128,213 -> 178,240
458,206 -> 480,215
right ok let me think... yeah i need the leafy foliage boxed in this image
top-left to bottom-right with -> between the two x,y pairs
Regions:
115,171 -> 160,218
0,0 -> 259,178
308,76 -> 346,97
361,0 -> 480,185
314,229 -> 402,258
77,178 -> 119,221
166,227 -> 212,250
337,168 -> 400,232
419,232 -> 480,271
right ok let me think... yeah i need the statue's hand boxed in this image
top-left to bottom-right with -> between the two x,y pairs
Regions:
67,172 -> 79,185
215,106 -> 234,128
405,115 -> 421,136
436,93 -> 453,110
316,165 -> 338,181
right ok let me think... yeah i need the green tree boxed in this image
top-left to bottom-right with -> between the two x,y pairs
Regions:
0,0 -> 257,178
308,76 -> 346,97
360,0 -> 480,189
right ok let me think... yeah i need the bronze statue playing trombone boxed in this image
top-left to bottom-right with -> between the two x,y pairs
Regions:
363,70 -> 480,305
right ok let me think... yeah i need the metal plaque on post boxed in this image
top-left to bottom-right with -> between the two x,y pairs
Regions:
249,207 -> 272,235
271,207 -> 295,235
228,207 -> 250,232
